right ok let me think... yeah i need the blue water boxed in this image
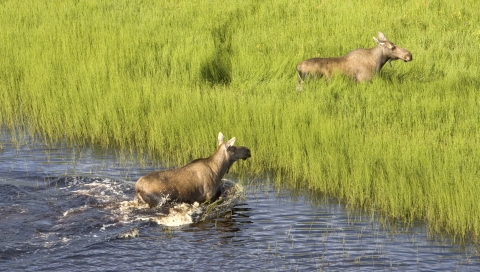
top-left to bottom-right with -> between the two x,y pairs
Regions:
0,134 -> 479,271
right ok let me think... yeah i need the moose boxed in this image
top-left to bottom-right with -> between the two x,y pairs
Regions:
134,132 -> 251,208
296,32 -> 412,86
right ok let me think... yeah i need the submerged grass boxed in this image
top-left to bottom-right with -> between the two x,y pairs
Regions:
1,0 -> 480,242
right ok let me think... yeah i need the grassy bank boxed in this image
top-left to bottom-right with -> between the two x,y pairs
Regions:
1,0 -> 480,242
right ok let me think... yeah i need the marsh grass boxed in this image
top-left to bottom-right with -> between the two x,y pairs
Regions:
1,0 -> 480,242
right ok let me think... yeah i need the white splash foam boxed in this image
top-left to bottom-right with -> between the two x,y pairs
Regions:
155,202 -> 203,226
65,178 -> 243,228
100,223 -> 118,231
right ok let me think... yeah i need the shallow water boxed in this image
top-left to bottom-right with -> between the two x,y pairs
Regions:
0,134 -> 479,271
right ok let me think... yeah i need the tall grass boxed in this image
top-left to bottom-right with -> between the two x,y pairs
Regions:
1,0 -> 480,242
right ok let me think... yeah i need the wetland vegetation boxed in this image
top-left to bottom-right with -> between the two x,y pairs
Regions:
1,0 -> 480,242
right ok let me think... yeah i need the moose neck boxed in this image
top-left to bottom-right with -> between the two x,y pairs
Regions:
206,146 -> 232,180
371,45 -> 390,72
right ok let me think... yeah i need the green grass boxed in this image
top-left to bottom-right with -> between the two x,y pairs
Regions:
1,0 -> 480,242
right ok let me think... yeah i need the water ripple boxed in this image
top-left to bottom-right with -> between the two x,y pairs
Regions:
0,134 -> 479,271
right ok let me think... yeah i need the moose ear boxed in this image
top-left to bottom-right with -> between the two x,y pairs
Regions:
225,137 -> 236,148
377,32 -> 387,41
373,37 -> 385,46
218,132 -> 224,146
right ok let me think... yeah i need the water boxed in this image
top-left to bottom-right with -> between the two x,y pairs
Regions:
0,134 -> 479,271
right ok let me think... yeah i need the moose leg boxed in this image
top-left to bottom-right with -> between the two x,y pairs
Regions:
296,72 -> 305,91
136,191 -> 161,208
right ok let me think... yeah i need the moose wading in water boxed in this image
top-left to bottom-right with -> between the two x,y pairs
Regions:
134,132 -> 251,208
296,32 -> 412,88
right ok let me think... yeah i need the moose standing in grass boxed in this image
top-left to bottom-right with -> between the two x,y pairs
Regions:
296,32 -> 412,88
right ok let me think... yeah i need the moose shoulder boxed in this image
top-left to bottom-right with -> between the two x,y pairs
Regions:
134,132 -> 251,208
297,32 -> 412,85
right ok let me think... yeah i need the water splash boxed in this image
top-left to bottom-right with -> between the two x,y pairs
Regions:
56,176 -> 243,228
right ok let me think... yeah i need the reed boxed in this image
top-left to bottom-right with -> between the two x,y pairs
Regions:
1,0 -> 479,242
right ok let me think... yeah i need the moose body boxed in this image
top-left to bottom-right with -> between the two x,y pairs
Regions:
134,132 -> 251,208
297,32 -> 412,85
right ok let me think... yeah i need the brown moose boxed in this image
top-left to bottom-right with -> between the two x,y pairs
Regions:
134,132 -> 251,208
297,32 -> 412,87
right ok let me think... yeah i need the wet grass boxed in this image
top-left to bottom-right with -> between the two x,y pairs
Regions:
1,0 -> 480,242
